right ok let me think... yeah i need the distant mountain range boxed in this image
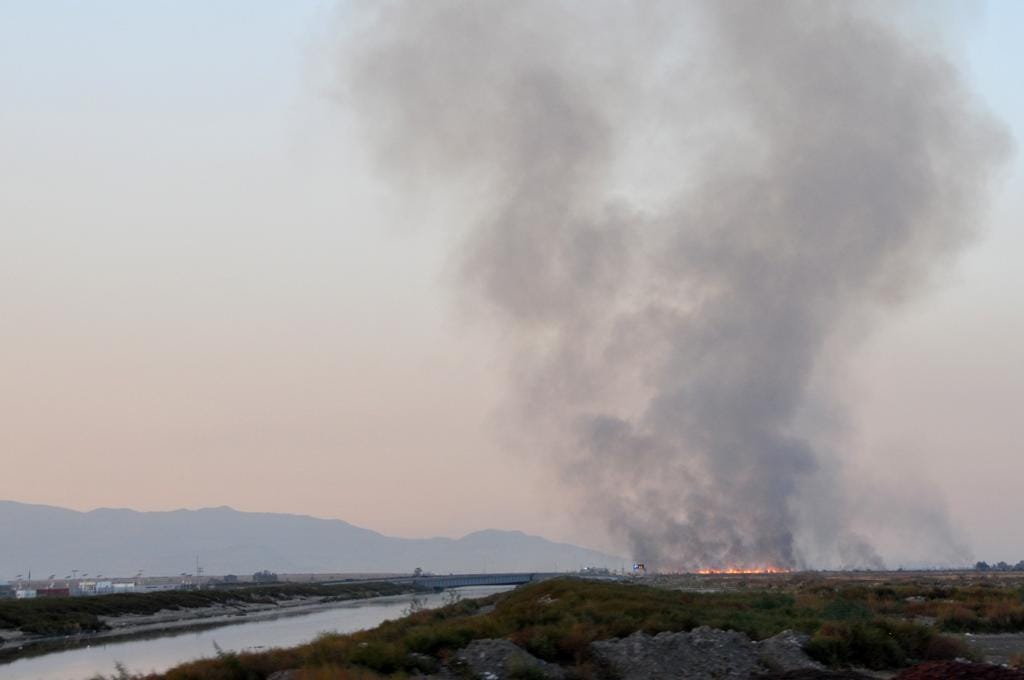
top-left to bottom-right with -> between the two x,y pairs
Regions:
0,501 -> 623,578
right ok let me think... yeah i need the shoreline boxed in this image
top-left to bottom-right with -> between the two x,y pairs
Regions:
0,590 -> 426,664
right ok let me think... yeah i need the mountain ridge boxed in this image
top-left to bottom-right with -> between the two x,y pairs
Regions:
0,500 -> 622,578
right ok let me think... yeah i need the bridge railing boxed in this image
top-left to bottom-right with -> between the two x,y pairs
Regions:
321,572 -> 561,589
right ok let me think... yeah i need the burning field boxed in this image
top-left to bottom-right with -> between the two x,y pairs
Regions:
692,567 -> 791,575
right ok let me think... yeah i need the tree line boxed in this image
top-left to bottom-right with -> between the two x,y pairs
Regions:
974,561 -> 1024,571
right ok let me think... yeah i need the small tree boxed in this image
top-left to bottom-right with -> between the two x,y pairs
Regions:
402,597 -> 427,616
975,561 -> 990,571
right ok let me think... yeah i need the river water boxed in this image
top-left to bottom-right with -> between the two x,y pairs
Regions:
0,585 -> 514,680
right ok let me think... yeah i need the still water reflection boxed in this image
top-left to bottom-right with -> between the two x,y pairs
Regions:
0,585 -> 513,680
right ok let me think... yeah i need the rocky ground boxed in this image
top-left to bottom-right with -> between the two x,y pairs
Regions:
892,661 -> 1024,679
588,626 -> 822,679
383,627 -> 1024,680
383,626 -> 855,679
967,635 -> 1024,666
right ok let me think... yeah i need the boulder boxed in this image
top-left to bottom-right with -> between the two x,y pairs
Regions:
590,626 -> 760,679
454,638 -> 566,679
266,671 -> 297,680
757,630 -> 825,672
407,651 -> 441,674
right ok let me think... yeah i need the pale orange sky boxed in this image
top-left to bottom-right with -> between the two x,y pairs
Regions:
1,1 -> 1022,564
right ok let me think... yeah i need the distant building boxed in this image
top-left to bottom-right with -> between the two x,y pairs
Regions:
15,589 -> 37,599
138,583 -> 178,593
0,584 -> 12,599
37,588 -> 70,598
76,580 -> 97,596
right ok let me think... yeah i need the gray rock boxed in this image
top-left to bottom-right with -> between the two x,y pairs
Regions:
756,630 -> 824,672
590,627 -> 760,680
419,671 -> 459,680
454,638 -> 566,679
408,651 -> 441,674
266,671 -> 297,680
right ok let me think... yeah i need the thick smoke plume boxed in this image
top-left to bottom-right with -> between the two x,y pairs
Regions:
341,1 -> 1007,569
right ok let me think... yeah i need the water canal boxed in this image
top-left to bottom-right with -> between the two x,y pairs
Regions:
0,585 -> 513,680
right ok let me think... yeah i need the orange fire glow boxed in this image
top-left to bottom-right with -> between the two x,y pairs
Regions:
692,566 -> 790,575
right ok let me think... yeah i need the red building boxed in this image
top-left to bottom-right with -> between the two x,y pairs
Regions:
36,588 -> 70,598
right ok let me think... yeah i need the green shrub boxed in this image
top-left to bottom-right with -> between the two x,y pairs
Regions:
806,618 -> 970,670
404,624 -> 477,655
923,634 -> 975,661
936,603 -> 980,631
806,621 -> 905,669
347,642 -> 406,674
822,598 -> 873,621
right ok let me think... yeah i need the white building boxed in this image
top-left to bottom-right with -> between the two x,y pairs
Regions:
76,580 -> 96,595
139,583 -> 178,593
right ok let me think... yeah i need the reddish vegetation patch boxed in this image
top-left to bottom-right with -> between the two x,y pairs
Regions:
756,670 -> 874,679
894,661 -> 1024,680
762,664 -> 1024,680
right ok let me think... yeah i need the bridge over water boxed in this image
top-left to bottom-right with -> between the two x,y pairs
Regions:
324,572 -> 561,590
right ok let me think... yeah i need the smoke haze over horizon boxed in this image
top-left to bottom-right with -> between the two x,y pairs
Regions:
1,1 -> 1022,570
342,1 -> 1009,570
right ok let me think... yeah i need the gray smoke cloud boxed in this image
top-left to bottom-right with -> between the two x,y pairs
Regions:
340,1 -> 1008,570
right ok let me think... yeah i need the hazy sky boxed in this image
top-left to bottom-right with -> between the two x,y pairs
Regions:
1,1 -> 1021,564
